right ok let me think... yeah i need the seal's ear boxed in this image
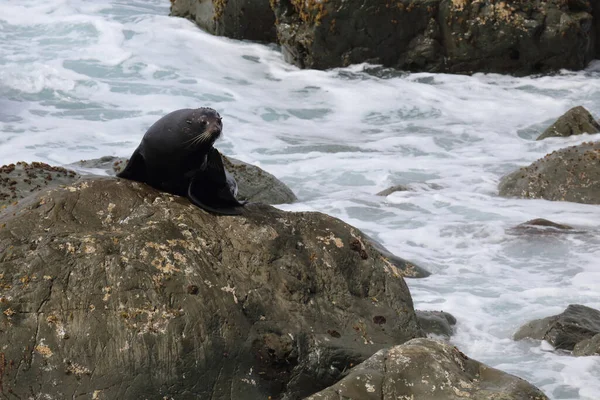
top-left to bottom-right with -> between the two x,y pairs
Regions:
117,148 -> 147,183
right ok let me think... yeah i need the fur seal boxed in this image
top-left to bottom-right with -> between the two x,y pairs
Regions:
117,107 -> 245,215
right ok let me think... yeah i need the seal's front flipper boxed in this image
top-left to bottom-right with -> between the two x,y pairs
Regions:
187,148 -> 245,215
116,148 -> 147,183
187,176 -> 244,215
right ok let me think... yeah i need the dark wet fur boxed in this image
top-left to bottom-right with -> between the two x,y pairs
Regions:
117,108 -> 245,215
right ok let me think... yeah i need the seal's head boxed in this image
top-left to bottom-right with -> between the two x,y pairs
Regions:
184,107 -> 223,148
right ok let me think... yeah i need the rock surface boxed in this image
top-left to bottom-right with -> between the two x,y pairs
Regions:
169,0 -> 276,43
306,338 -> 549,400
514,304 -> 600,352
0,178 -> 423,399
536,106 -> 600,141
267,0 -> 592,75
573,333 -> 600,356
498,141 -> 600,204
0,162 -> 79,208
415,310 -> 457,338
362,233 -> 431,278
13,153 -> 297,207
507,218 -> 578,235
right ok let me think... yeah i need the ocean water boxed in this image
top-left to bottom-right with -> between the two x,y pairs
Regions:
1,0 -> 600,398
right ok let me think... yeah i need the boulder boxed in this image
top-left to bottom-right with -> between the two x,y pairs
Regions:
514,304 -> 600,352
536,106 -> 600,141
438,0 -> 594,75
498,141 -> 600,204
415,310 -> 456,338
306,338 -> 549,400
0,178 -> 423,399
361,233 -> 431,278
169,0 -> 276,43
267,0 -> 594,75
573,333 -> 600,356
71,154 -> 298,205
0,161 -> 79,208
507,218 -> 578,235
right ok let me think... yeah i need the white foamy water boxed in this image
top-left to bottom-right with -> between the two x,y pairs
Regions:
1,1 -> 599,398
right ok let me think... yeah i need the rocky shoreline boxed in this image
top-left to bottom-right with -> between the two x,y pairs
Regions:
171,0 -> 599,75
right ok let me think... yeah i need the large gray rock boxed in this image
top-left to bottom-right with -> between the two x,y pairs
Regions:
0,161 -> 80,208
438,0 -> 594,75
498,141 -> 600,204
415,310 -> 457,338
0,178 -> 422,399
514,304 -> 600,352
573,333 -> 600,356
536,106 -> 600,141
170,0 -> 276,43
306,338 -> 549,400
267,0 -> 594,75
71,154 -> 298,205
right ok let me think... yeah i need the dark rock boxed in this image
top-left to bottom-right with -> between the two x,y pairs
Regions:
221,156 -> 297,204
306,338 -> 549,400
573,333 -> 600,356
536,106 -> 600,141
498,141 -> 600,204
271,0 -> 443,71
69,155 -> 298,205
0,178 -> 422,399
438,0 -> 594,75
362,233 -> 431,278
514,304 -> 600,351
170,0 -> 276,43
0,161 -> 80,208
416,310 -> 457,338
507,218 -> 579,235
376,182 -> 443,196
269,0 -> 594,75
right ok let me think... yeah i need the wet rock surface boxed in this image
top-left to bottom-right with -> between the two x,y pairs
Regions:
0,161 -> 80,208
362,233 -> 431,278
176,0 -> 597,75
498,141 -> 600,204
169,0 -> 276,43
507,218 -> 581,235
573,333 -> 600,356
0,178 -> 423,399
536,106 -> 600,141
514,304 -> 600,352
306,338 -> 549,400
415,310 -> 457,338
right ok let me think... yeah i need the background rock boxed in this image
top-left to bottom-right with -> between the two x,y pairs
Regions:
169,0 -> 276,42
514,304 -> 600,351
536,106 -> 600,140
0,162 -> 79,208
71,154 -> 298,205
362,233 -> 431,278
176,0 -> 599,75
573,333 -> 600,356
498,141 -> 600,204
0,178 -> 422,399
306,338 -> 549,400
415,310 -> 456,338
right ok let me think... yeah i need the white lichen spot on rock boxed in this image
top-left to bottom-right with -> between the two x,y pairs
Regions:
66,362 -> 91,376
204,280 -> 214,288
43,275 -> 52,281
221,284 -> 238,303
240,378 -> 257,386
365,383 -> 375,393
92,390 -> 102,399
102,286 -> 111,301
316,232 -> 344,248
35,340 -> 53,358
380,256 -> 403,278
3,308 -> 15,317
